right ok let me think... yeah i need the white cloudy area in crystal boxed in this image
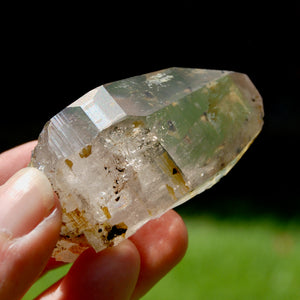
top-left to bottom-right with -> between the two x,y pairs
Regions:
31,68 -> 264,262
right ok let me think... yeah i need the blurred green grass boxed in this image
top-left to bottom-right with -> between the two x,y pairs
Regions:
143,216 -> 300,299
23,216 -> 300,299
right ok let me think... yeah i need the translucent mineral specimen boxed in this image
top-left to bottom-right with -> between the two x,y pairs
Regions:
31,68 -> 264,262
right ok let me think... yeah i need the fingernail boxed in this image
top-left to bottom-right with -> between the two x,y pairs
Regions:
0,167 -> 55,238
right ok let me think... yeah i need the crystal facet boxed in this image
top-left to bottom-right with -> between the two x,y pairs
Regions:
31,68 -> 264,262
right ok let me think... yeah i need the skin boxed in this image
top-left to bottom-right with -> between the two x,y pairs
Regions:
0,141 -> 188,300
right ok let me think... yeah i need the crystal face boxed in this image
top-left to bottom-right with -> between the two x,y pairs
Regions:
31,67 -> 264,262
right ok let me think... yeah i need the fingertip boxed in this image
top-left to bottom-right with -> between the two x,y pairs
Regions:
0,167 -> 56,238
57,240 -> 140,300
131,209 -> 188,264
164,210 -> 188,262
129,210 -> 188,300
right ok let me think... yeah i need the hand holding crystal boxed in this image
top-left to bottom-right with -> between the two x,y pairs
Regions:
0,142 -> 188,299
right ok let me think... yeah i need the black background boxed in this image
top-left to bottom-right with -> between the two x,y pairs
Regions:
1,4 -> 299,219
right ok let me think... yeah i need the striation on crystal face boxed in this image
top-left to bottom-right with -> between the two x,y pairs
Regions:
31,67 -> 264,262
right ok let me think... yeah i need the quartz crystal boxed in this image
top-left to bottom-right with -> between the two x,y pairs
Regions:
31,68 -> 264,262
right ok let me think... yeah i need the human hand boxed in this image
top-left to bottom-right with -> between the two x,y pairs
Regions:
0,142 -> 188,300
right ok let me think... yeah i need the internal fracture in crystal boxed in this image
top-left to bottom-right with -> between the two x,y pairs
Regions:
31,67 -> 264,262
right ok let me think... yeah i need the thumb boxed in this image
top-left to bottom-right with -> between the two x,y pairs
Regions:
0,167 -> 61,300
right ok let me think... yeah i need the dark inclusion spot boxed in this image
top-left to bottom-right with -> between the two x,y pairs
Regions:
116,167 -> 125,172
202,112 -> 209,121
79,145 -> 92,158
167,120 -> 176,132
98,228 -> 103,233
172,168 -> 178,175
236,147 -> 242,154
115,196 -> 120,201
65,159 -> 73,169
144,90 -> 154,98
107,223 -> 128,241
